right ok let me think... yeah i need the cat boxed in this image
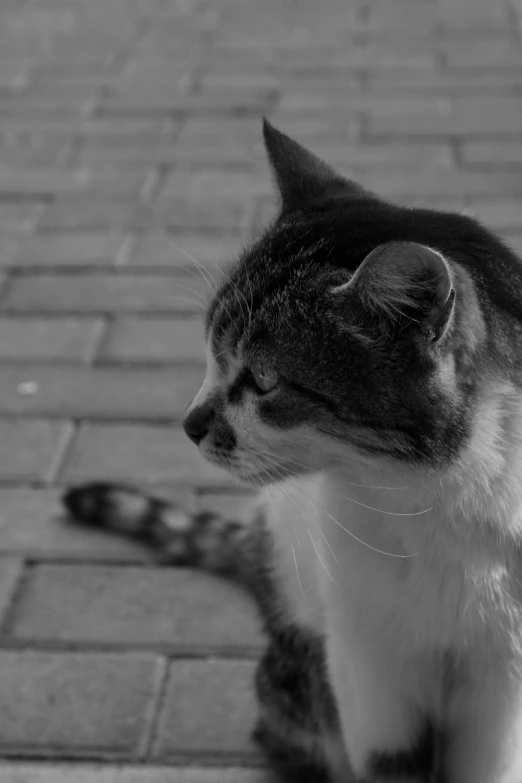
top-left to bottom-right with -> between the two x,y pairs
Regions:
63,119 -> 522,783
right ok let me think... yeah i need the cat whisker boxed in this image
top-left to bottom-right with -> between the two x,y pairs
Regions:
238,448 -> 420,557
291,544 -> 307,604
281,472 -> 419,559
242,445 -> 409,491
325,509 -> 419,559
312,520 -> 340,566
171,297 -> 206,310
308,529 -> 339,586
164,237 -> 217,292
172,283 -> 209,304
342,495 -> 433,517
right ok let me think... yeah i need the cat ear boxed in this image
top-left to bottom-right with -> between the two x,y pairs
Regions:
262,119 -> 365,212
333,242 -> 455,342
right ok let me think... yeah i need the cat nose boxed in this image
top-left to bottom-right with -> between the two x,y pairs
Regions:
183,403 -> 215,445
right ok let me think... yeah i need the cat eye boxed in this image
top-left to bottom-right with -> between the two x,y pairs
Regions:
251,367 -> 279,393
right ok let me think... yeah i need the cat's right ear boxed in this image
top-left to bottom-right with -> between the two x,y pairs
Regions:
262,119 -> 364,213
331,242 -> 456,343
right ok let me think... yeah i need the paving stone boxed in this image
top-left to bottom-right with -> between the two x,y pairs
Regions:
127,231 -> 243,271
153,660 -> 259,761
368,97 -> 522,137
0,419 -> 70,481
0,203 -> 44,234
153,197 -> 252,231
0,557 -> 24,625
10,564 -> 264,653
1,273 -> 209,315
159,171 -> 272,201
0,318 -> 102,361
0,367 -> 202,420
39,200 -> 150,231
360,170 -> 522,198
78,118 -> 176,139
0,488 -> 149,561
278,140 -> 453,170
103,317 -> 205,363
443,38 -> 522,68
462,141 -> 522,165
63,423 -> 231,486
364,71 -> 522,95
1,233 -> 126,267
0,169 -> 147,197
0,651 -> 161,755
0,765 -> 275,783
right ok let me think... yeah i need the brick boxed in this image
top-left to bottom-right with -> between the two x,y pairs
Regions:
0,367 -> 202,420
0,318 -> 102,361
360,170 -> 522,198
79,118 -> 176,139
275,44 -> 436,71
103,317 -> 206,363
461,141 -> 522,165
0,140 -> 68,167
365,71 -> 522,95
365,3 -> 436,33
0,488 -> 149,561
0,97 -> 97,120
40,199 -> 243,232
0,651 -> 160,756
0,419 -> 70,481
0,203 -> 44,234
10,564 -> 264,653
2,273 -> 209,315
0,557 -> 23,624
0,765 -> 275,783
313,142 -> 453,170
128,232 -> 243,271
40,199 -> 151,230
1,232 -> 126,267
0,169 -> 147,197
443,38 -> 522,68
130,138 -> 258,167
153,660 -> 259,761
153,197 -> 252,231
438,0 -> 511,29
278,92 -> 450,116
159,171 -> 271,201
77,143 -> 189,168
63,424 -> 231,486
369,98 -> 522,136
101,88 -> 275,114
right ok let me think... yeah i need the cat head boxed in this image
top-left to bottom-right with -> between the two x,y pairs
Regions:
183,121 -> 521,485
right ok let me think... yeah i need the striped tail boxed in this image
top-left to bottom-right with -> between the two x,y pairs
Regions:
62,482 -> 276,620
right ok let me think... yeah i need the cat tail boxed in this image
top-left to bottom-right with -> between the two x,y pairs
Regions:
62,482 -> 276,617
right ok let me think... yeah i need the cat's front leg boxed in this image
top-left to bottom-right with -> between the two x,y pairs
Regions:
327,638 -> 435,783
444,657 -> 522,783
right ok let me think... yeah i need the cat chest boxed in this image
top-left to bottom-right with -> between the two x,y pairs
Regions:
321,502 -> 521,649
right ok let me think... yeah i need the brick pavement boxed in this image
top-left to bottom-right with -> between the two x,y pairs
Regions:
0,0 -> 521,779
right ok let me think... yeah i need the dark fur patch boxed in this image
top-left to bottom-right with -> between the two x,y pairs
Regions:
366,720 -> 436,780
254,624 -> 341,783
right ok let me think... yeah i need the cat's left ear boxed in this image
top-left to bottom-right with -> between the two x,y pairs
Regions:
262,119 -> 365,213
332,242 -> 456,342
